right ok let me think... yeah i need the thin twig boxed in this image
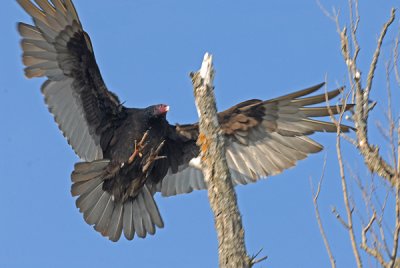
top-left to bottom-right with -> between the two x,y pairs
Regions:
394,30 -> 400,87
310,157 -> 336,268
335,92 -> 363,267
385,61 -> 397,170
364,212 -> 376,236
249,248 -> 268,267
316,0 -> 337,22
349,166 -> 372,216
349,0 -> 360,67
389,133 -> 400,268
364,8 -> 396,106
341,132 -> 358,147
331,206 -> 350,229
361,212 -> 388,267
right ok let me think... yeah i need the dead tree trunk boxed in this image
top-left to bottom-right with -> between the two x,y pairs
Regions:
190,53 -> 251,268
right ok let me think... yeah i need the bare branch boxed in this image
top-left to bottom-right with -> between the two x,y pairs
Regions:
191,53 -> 251,267
337,8 -> 397,185
331,206 -> 350,229
394,31 -> 400,87
337,135 -> 363,267
331,87 -> 363,267
385,61 -> 397,170
249,249 -> 268,267
321,2 -> 399,267
341,132 -> 358,147
389,128 -> 400,267
394,127 -> 400,172
310,158 -> 336,268
349,0 -> 360,65
316,0 -> 337,22
363,212 -> 376,237
361,212 -> 388,267
364,8 -> 396,103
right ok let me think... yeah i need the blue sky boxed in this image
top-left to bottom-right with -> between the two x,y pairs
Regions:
1,1 -> 399,267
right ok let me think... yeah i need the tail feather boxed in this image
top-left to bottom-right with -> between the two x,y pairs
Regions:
85,191 -> 110,225
94,197 -> 114,236
76,182 -> 103,213
108,203 -> 124,242
142,185 -> 164,229
71,160 -> 164,241
71,169 -> 104,183
137,193 -> 155,235
122,200 -> 135,240
73,160 -> 109,178
131,199 -> 145,238
71,176 -> 102,196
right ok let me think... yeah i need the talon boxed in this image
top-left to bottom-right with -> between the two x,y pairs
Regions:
142,140 -> 166,173
128,130 -> 150,164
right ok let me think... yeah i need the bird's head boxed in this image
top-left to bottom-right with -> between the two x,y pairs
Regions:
147,104 -> 169,119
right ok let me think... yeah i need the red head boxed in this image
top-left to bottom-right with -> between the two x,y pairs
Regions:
150,104 -> 169,117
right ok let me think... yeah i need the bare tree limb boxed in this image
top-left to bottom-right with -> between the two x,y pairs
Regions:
389,124 -> 400,267
249,249 -> 268,266
348,0 -> 360,74
334,98 -> 363,268
339,8 -> 397,185
394,32 -> 400,87
331,206 -> 350,229
318,2 -> 400,267
354,9 -> 396,184
310,157 -> 336,268
360,213 -> 385,265
190,53 -> 251,268
364,8 -> 396,103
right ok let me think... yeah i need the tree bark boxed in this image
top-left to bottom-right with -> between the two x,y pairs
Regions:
190,53 -> 250,268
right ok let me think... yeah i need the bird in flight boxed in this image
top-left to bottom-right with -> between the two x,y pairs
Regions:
17,0 -> 352,242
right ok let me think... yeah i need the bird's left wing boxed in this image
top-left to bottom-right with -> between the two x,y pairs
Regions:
157,83 -> 353,197
17,0 -> 123,161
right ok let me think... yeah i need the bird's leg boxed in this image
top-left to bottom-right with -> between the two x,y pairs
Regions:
126,140 -> 166,198
142,140 -> 166,174
128,130 -> 149,164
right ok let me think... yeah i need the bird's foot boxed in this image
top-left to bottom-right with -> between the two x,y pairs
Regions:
128,130 -> 149,164
142,140 -> 166,174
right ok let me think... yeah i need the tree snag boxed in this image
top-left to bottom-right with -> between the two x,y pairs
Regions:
190,53 -> 251,268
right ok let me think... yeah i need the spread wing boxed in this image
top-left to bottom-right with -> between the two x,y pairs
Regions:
158,83 -> 353,196
17,0 -> 123,161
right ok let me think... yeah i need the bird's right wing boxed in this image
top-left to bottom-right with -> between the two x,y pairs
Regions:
17,0 -> 123,161
152,124 -> 204,196
157,83 -> 353,197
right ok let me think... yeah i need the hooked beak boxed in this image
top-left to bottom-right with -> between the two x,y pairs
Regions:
156,104 -> 169,115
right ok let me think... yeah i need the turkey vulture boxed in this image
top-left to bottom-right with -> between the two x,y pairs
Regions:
17,0 -> 352,242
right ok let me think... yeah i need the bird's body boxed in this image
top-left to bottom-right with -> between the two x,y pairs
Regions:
99,106 -> 170,201
17,0 -> 352,242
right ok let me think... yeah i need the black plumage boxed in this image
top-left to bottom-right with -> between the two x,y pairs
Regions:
17,0 -> 353,241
